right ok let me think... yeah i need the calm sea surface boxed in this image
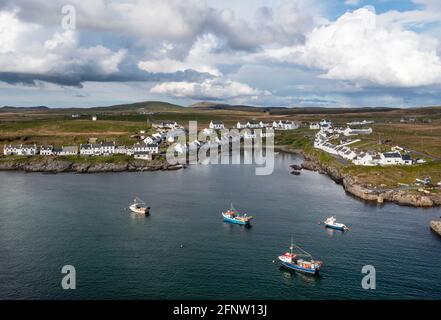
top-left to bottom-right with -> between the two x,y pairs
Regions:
0,153 -> 440,299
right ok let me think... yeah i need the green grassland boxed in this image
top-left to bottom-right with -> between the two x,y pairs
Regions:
1,101 -> 441,188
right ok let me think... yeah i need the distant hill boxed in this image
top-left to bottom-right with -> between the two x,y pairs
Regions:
268,106 -> 400,115
0,105 -> 49,112
90,101 -> 184,112
189,101 -> 287,113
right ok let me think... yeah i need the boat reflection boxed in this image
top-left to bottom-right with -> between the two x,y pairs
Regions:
279,267 -> 322,285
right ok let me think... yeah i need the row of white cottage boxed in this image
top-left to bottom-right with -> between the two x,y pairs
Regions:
314,140 -> 413,166
4,142 -> 160,160
209,120 -> 298,130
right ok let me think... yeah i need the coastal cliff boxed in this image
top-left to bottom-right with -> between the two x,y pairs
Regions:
300,153 -> 441,208
0,157 -> 184,173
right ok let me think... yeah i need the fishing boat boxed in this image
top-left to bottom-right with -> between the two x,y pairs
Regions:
129,197 -> 150,215
222,204 -> 253,225
278,238 -> 323,275
324,216 -> 348,231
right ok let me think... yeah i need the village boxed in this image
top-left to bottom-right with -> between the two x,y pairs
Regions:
310,119 -> 427,167
2,118 -> 299,160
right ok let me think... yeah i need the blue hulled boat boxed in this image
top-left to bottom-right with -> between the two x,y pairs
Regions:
278,238 -> 323,275
324,216 -> 348,231
222,204 -> 253,225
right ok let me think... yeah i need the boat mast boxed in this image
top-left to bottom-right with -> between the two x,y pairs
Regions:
290,236 -> 294,256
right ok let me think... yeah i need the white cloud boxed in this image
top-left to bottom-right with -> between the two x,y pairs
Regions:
150,78 -> 269,100
0,10 -> 127,84
344,0 -> 360,6
263,7 -> 441,87
138,34 -> 222,76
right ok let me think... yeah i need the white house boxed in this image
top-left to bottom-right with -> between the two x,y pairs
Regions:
40,145 -> 54,156
337,146 -> 357,160
101,142 -> 116,155
379,152 -> 404,166
3,145 -> 21,155
344,127 -> 373,136
92,115 -> 97,121
157,121 -> 179,129
80,144 -> 93,156
55,146 -> 78,156
92,144 -> 102,155
237,122 -> 247,129
320,119 -> 332,127
133,142 -> 159,154
310,123 -> 320,130
352,152 -> 379,166
280,120 -> 298,130
4,144 -> 38,156
401,154 -> 413,165
247,121 -> 260,129
143,136 -> 156,144
209,120 -> 224,130
259,121 -> 271,128
115,145 -> 130,155
20,144 -> 37,156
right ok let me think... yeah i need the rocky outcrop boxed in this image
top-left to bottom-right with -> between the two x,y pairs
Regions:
0,158 -> 185,173
300,152 -> 441,208
430,221 -> 441,237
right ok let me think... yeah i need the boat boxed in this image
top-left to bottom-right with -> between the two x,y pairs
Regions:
324,216 -> 348,231
278,238 -> 323,275
129,197 -> 150,215
222,204 -> 253,225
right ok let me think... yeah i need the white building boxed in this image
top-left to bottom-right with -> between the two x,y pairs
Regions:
273,120 -> 298,130
133,142 -> 159,154
5,144 -> 38,156
320,119 -> 332,127
247,121 -> 260,129
40,146 -> 54,156
115,145 -> 131,155
56,146 -> 78,156
92,115 -> 97,121
101,142 -> 116,155
209,120 -> 225,130
352,152 -> 379,166
3,145 -> 21,155
154,121 -> 179,129
259,121 -> 271,128
309,123 -> 320,130
379,152 -> 405,166
143,136 -> 156,144
343,127 -> 373,136
80,144 -> 94,156
236,122 -> 247,129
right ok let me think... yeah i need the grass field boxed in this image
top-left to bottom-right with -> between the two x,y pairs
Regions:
1,101 -> 440,188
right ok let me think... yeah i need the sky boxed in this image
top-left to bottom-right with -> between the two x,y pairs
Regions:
1,0 -> 441,108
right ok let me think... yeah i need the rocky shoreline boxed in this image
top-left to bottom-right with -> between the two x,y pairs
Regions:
430,221 -> 441,237
299,152 -> 441,208
0,158 -> 185,173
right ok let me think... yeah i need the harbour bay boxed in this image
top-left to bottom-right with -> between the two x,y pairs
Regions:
0,153 -> 440,299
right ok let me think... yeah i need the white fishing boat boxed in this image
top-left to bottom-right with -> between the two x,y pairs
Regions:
129,197 -> 150,215
324,216 -> 348,231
